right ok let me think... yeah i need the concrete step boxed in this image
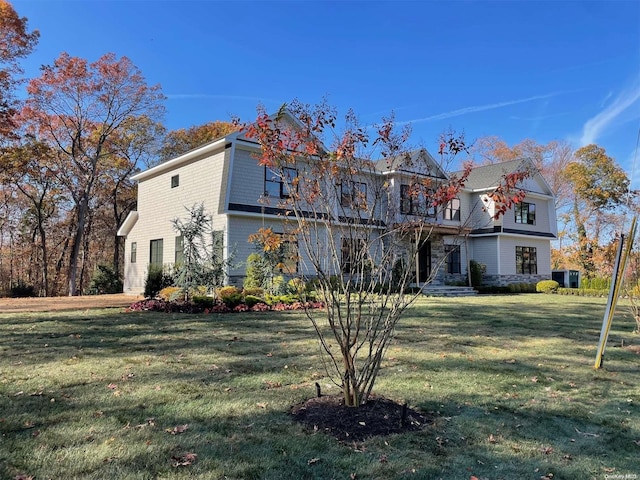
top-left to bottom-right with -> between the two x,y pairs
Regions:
420,285 -> 478,297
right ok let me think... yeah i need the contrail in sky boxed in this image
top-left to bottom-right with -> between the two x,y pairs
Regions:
580,78 -> 640,146
398,93 -> 559,125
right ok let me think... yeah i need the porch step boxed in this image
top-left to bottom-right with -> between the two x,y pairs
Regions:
420,285 -> 478,297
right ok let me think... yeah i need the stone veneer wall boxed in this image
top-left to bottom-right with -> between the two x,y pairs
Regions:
482,274 -> 550,286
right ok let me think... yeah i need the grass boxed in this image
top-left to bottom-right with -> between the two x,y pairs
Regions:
0,295 -> 638,479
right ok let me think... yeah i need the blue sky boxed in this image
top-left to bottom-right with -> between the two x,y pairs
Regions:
12,0 -> 640,187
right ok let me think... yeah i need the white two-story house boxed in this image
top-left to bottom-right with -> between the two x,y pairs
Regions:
117,111 -> 557,295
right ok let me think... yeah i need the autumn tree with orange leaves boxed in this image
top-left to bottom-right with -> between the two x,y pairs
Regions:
0,0 -> 39,139
159,121 -> 240,162
245,101 -> 529,407
22,52 -> 165,295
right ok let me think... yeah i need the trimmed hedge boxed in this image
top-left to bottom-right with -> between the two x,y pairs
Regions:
536,280 -> 559,294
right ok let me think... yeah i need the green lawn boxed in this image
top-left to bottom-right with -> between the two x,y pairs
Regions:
1,295 -> 638,479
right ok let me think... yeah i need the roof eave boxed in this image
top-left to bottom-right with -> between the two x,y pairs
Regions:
117,211 -> 139,237
132,137 -> 230,182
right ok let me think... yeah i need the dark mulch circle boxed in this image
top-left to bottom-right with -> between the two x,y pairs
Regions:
290,394 -> 433,442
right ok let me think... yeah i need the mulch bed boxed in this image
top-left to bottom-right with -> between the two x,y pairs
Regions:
290,394 -> 432,442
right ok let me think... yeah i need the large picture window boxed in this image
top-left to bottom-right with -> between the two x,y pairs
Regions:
265,167 -> 297,199
516,246 -> 537,274
515,202 -> 536,225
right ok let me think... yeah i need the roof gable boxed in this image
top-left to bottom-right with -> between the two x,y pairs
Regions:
376,148 -> 448,179
459,158 -> 553,196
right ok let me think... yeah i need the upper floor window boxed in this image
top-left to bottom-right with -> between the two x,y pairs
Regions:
516,246 -> 537,274
400,184 -> 436,217
444,197 -> 461,221
171,175 -> 179,188
340,181 -> 367,208
265,167 -> 297,199
515,202 -> 535,225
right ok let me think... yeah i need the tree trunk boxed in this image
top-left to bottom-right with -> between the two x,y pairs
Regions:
68,195 -> 89,296
37,214 -> 49,297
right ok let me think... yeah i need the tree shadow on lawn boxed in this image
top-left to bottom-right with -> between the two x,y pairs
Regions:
0,310 -> 317,366
2,336 -> 638,476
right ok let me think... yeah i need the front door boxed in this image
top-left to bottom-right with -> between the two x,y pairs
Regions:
416,240 -> 431,284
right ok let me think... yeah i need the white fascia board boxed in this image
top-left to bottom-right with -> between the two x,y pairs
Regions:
132,137 -> 230,182
117,211 -> 138,237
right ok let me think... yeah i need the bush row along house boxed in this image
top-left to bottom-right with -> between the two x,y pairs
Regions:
117,111 -> 557,295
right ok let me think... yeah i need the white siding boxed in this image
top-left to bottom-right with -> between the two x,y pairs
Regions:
227,214 -> 324,280
470,237 -> 499,274
501,195 -> 554,235
499,236 -> 552,275
228,146 -> 264,207
122,148 -> 227,294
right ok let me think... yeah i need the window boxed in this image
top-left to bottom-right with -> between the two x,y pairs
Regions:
212,230 -> 224,263
444,198 -> 461,221
340,181 -> 367,208
265,167 -> 297,199
445,245 -> 461,274
175,236 -> 184,264
171,175 -> 179,188
279,237 -> 299,274
130,242 -> 137,263
149,239 -> 163,267
515,202 -> 536,225
516,246 -> 537,274
341,237 -> 366,274
400,184 -> 435,217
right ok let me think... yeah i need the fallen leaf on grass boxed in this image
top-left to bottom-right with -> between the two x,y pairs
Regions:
634,440 -> 640,446
540,446 -> 553,455
307,457 -> 320,465
488,434 -> 497,444
505,359 -> 517,364
256,402 -> 267,409
378,454 -> 388,463
107,383 -> 117,390
171,452 -> 197,467
540,474 -> 554,480
574,427 -> 600,437
14,475 -> 33,480
166,424 -> 188,435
